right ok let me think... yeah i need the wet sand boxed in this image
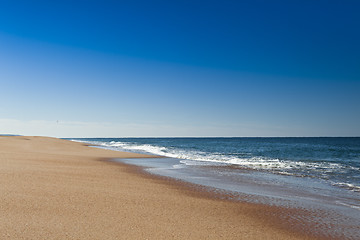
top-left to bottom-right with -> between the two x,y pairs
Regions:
0,136 -> 317,239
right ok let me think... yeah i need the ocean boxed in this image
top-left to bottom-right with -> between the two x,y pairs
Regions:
70,137 -> 360,238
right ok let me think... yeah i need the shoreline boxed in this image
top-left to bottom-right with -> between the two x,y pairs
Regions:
0,136 -> 328,239
106,159 -> 326,240
115,158 -> 351,240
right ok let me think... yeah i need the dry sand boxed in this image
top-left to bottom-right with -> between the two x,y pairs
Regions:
0,136 -> 315,239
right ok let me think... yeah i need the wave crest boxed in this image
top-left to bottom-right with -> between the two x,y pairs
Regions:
78,140 -> 346,173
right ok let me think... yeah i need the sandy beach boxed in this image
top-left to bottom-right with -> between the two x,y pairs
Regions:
0,136 -> 317,239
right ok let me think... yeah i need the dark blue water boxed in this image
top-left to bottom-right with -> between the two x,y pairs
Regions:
70,137 -> 360,238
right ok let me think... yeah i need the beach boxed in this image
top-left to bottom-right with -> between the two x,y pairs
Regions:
0,136 -> 323,239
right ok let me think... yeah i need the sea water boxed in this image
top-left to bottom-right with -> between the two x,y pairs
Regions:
70,137 -> 360,238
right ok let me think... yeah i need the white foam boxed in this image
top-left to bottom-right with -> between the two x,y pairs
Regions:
336,201 -> 360,210
333,182 -> 360,192
78,140 -> 347,175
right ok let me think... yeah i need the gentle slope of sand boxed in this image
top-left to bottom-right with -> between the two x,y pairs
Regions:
0,136 -> 312,239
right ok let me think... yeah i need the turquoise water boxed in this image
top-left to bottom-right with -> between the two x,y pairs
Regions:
70,137 -> 360,238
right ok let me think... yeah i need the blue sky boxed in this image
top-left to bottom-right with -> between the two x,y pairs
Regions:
1,0 -> 359,137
